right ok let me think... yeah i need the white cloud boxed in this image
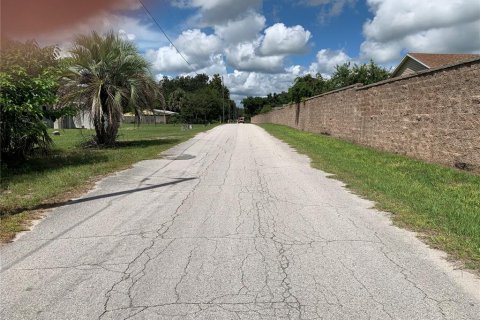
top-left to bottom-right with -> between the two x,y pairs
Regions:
118,29 -> 136,41
167,1 -> 313,75
361,0 -> 480,63
300,0 -> 357,23
259,23 -> 311,56
181,54 -> 227,76
171,0 -> 261,25
34,13 -> 167,53
363,0 -> 480,43
225,68 -> 300,104
175,29 -> 222,58
225,64 -> 318,105
147,46 -> 191,72
401,20 -> 480,54
225,42 -> 285,73
147,29 -> 222,72
214,11 -> 266,44
309,49 -> 352,75
147,18 -> 311,75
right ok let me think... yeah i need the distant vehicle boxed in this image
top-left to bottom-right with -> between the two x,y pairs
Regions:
237,117 -> 245,123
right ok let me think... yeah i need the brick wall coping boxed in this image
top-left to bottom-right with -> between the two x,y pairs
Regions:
303,83 -> 362,102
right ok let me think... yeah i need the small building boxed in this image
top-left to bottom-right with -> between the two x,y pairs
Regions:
122,109 -> 178,124
391,53 -> 480,77
54,111 -> 93,129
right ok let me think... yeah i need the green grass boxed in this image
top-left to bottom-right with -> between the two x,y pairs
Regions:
260,124 -> 480,270
0,124 -> 215,241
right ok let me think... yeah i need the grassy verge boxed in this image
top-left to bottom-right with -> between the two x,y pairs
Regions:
0,124 -> 215,242
260,124 -> 480,270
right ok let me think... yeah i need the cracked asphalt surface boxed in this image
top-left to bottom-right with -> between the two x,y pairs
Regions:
1,124 -> 479,320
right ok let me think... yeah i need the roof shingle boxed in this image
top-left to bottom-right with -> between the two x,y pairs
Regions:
409,53 -> 480,68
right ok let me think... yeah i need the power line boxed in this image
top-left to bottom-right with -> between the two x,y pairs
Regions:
137,0 -> 196,74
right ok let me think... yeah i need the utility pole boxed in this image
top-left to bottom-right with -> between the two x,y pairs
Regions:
221,75 -> 225,123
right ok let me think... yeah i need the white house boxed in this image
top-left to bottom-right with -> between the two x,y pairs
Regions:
54,111 -> 93,129
122,109 -> 178,124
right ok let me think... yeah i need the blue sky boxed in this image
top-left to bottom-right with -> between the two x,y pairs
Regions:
129,0 -> 371,64
28,0 -> 480,104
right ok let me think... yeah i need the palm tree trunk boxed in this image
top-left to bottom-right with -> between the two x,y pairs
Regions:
94,115 -> 106,145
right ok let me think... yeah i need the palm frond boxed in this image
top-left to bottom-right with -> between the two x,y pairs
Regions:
59,30 -> 159,144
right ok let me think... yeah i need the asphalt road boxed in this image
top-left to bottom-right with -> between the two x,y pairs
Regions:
1,124 -> 479,320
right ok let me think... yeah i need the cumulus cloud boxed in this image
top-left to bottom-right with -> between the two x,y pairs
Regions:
32,13 -> 168,55
174,29 -> 222,58
259,23 -> 311,56
363,0 -> 480,43
147,14 -> 312,75
225,42 -> 285,73
181,54 -> 227,77
300,0 -> 356,23
147,29 -> 222,72
167,0 -> 313,75
361,0 -> 480,63
171,0 -> 261,25
214,11 -> 266,44
147,46 -> 192,73
308,49 -> 352,75
225,67 -> 302,103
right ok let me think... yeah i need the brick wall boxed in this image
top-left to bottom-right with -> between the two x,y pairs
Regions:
252,58 -> 480,171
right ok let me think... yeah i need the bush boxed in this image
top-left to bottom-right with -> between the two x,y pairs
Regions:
0,40 -> 62,161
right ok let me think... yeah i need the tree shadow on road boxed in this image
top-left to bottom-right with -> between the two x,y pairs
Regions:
2,177 -> 197,217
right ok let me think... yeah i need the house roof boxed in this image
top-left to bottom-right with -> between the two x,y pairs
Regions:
391,52 -> 480,77
153,109 -> 178,115
123,109 -> 178,117
408,53 -> 480,68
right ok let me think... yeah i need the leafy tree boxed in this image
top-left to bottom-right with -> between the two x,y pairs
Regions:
161,73 -> 236,123
330,60 -> 390,89
241,91 -> 290,117
246,60 -> 389,109
209,74 -> 229,100
242,96 -> 266,117
168,88 -> 188,112
259,104 -> 273,114
288,74 -> 333,103
187,87 -> 222,123
227,99 -> 237,120
61,31 -> 160,145
289,76 -> 315,103
0,39 -> 65,160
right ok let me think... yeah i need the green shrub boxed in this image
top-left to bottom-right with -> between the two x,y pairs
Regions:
0,40 -> 61,161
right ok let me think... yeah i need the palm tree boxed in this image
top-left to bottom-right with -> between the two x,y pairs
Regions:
61,31 -> 160,145
168,88 -> 188,112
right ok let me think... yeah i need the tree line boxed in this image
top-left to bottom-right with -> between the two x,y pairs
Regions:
160,73 -> 238,125
242,61 -> 390,118
0,32 -> 236,162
